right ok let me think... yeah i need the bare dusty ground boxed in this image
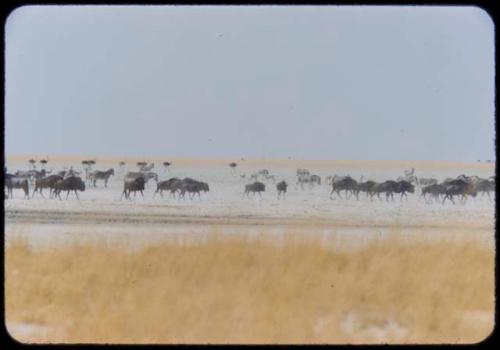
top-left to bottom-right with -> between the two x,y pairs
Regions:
4,156 -> 496,344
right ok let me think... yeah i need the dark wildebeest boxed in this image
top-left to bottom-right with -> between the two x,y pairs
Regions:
178,180 -> 209,200
371,180 -> 414,201
354,180 -> 377,200
245,181 -> 265,198
276,180 -> 288,199
32,174 -> 63,198
53,176 -> 85,200
121,175 -> 146,200
90,168 -> 114,188
330,176 -> 358,199
474,179 -> 495,200
155,177 -> 181,197
124,171 -> 157,186
420,183 -> 446,203
371,180 -> 399,201
5,174 -> 30,199
394,180 -> 415,201
168,178 -> 185,198
442,179 -> 477,204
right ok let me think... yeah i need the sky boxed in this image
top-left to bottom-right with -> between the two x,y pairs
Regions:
4,5 -> 495,161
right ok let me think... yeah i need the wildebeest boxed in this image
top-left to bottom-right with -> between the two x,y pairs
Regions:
89,168 -> 114,188
5,174 -> 30,199
474,179 -> 495,200
245,181 -> 265,198
155,177 -> 181,197
394,180 -> 415,200
32,174 -> 63,198
354,180 -> 377,200
53,176 -> 85,200
330,176 -> 358,199
442,179 -> 477,204
371,180 -> 415,201
125,171 -> 158,187
121,175 -> 146,200
420,183 -> 446,203
276,180 -> 288,199
178,180 -> 210,200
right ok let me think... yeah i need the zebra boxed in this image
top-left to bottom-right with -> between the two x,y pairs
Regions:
89,168 -> 114,188
419,177 -> 438,187
297,174 -> 320,189
296,168 -> 310,177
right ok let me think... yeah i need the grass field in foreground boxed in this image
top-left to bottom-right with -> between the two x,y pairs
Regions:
5,233 -> 494,344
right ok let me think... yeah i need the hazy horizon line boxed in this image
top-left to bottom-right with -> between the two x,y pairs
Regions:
5,153 -> 496,165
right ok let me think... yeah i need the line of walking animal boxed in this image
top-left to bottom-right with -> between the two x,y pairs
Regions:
4,164 -> 495,204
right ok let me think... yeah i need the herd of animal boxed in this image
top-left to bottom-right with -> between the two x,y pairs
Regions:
4,162 -> 496,205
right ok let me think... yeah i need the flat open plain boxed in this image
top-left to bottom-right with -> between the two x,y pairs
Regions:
4,156 -> 496,343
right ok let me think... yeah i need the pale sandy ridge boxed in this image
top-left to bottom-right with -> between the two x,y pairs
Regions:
6,154 -> 496,169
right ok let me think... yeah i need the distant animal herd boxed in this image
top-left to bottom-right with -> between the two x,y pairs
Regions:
4,160 -> 496,205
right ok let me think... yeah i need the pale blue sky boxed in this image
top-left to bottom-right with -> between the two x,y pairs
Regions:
5,6 -> 495,161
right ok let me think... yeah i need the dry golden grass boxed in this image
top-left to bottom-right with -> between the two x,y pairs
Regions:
5,233 -> 494,344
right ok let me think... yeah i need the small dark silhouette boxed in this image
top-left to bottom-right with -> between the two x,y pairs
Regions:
276,180 -> 288,199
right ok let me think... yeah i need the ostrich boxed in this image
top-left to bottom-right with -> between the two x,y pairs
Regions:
39,158 -> 48,170
118,161 -> 126,174
229,162 -> 237,175
137,161 -> 147,171
163,161 -> 171,172
28,159 -> 36,170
